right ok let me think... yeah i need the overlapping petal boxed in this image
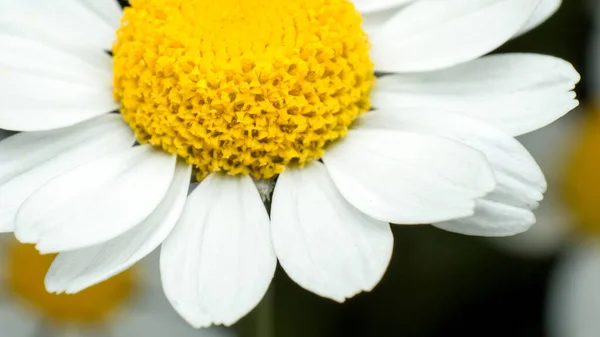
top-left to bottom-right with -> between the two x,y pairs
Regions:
0,115 -> 134,232
271,162 -> 393,302
15,145 -> 176,253
161,174 -> 276,328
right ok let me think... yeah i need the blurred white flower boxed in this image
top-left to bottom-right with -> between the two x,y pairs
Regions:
0,240 -> 233,337
548,240 -> 600,337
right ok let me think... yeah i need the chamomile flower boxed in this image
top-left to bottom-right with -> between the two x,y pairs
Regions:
0,0 -> 579,328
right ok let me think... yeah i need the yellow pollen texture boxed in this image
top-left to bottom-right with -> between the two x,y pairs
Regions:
6,244 -> 133,324
113,0 -> 374,179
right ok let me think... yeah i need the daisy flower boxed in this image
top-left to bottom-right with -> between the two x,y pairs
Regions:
0,239 -> 233,337
0,0 -> 579,328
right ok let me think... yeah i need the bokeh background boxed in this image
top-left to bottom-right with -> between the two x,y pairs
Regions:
1,1 -> 598,336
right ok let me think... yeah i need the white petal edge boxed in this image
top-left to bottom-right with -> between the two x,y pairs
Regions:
372,53 -> 580,137
0,0 -> 117,50
108,293 -> 236,337
322,129 -> 496,224
489,193 -> 573,258
0,71 -> 118,131
271,162 -> 393,302
45,162 -> 192,294
0,34 -> 112,87
0,114 -> 134,232
78,0 -> 124,30
370,0 -> 540,72
515,0 -> 561,37
161,174 -> 276,328
0,129 -> 9,141
15,145 -> 177,253
357,107 -> 545,236
434,199 -> 536,236
353,0 -> 416,14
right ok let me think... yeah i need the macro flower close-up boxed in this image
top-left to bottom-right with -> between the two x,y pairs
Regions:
0,0 -> 580,329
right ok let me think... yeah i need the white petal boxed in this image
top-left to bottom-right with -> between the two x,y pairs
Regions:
362,10 -> 399,39
371,0 -> 540,72
0,0 -> 117,50
45,162 -> 191,294
358,108 -> 545,236
0,72 -> 118,131
518,111 -> 583,184
353,0 -> 415,14
372,53 -> 580,136
489,193 -> 572,257
15,145 -> 177,253
322,129 -> 495,224
0,34 -> 112,86
515,0 -> 561,37
434,199 -> 536,236
547,240 -> 600,337
0,114 -> 134,233
161,174 -> 276,328
78,0 -> 123,30
109,289 -> 235,337
271,162 -> 393,302
110,306 -> 235,337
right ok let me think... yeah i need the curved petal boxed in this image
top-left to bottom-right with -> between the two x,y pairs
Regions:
0,34 -> 115,131
322,129 -> 495,224
45,162 -> 192,294
515,0 -> 561,37
372,53 -> 580,136
0,72 -> 117,132
79,0 -> 123,30
0,0 -> 118,50
271,162 -> 393,302
0,115 -> 134,233
109,294 -> 235,337
360,109 -> 546,206
435,199 -> 536,236
352,0 -> 415,14
160,174 -> 276,328
547,240 -> 600,337
0,34 -> 112,87
358,108 -> 546,235
490,193 -> 572,257
371,0 -> 540,72
15,145 -> 177,253
362,10 -> 399,39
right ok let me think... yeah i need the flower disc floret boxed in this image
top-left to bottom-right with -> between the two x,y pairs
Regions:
113,0 -> 374,179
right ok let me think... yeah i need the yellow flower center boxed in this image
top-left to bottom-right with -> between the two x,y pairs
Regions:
113,0 -> 374,179
6,243 -> 134,324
